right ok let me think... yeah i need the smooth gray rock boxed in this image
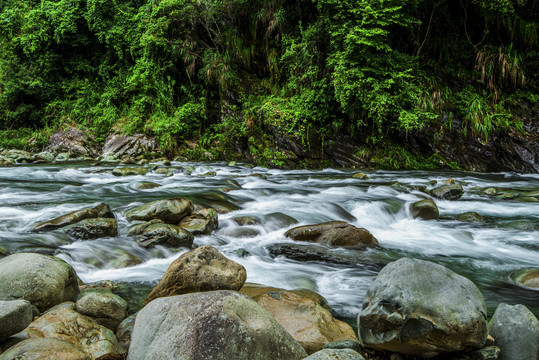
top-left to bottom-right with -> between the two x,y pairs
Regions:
0,300 -> 34,340
487,303 -> 539,360
126,198 -> 193,224
64,218 -> 118,239
76,290 -> 128,332
430,184 -> 464,200
303,349 -> 366,360
127,291 -> 308,360
32,203 -> 115,232
0,253 -> 79,311
358,258 -> 487,358
410,199 -> 439,220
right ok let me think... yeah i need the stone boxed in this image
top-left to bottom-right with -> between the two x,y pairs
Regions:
107,251 -> 143,269
128,219 -> 164,236
241,285 -> 357,354
0,253 -> 79,311
116,314 -> 136,351
111,167 -> 149,176
76,290 -> 129,332
323,339 -> 363,353
0,338 -> 91,360
64,218 -> 118,239
32,203 -> 115,232
46,127 -> 98,157
232,216 -> 261,226
137,223 -> 194,248
483,188 -> 497,196
513,269 -> 539,289
127,291 -> 307,360
352,173 -> 370,180
457,212 -> 485,223
146,245 -> 246,303
487,303 -> 539,360
358,258 -> 487,358
126,198 -> 193,224
410,199 -> 439,220
0,300 -> 34,340
101,132 -> 157,160
178,208 -> 218,235
303,349 -> 366,360
285,221 -> 378,248
136,182 -> 160,190
18,308 -> 124,358
430,184 -> 464,200
33,151 -> 55,163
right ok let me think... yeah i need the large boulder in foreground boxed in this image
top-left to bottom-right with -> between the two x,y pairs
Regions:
146,246 -> 246,303
0,253 -> 79,311
430,184 -> 464,200
241,284 -> 357,354
18,308 -> 124,359
126,198 -> 193,224
285,221 -> 378,248
0,300 -> 34,340
32,203 -> 114,232
358,258 -> 487,358
0,338 -> 90,360
128,291 -> 308,360
487,303 -> 539,360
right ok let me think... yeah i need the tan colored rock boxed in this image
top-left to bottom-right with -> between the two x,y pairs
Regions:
285,221 -> 378,248
178,208 -> 218,235
0,338 -> 91,360
241,284 -> 358,354
146,245 -> 246,303
18,308 -> 124,359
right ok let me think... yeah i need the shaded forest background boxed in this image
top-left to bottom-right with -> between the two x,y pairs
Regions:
0,0 -> 537,168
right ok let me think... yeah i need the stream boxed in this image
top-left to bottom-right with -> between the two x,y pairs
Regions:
0,162 -> 538,323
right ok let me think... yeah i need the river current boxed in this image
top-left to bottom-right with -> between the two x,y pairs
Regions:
0,162 -> 537,321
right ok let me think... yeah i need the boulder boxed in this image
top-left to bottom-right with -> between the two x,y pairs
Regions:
112,167 -> 149,176
410,199 -> 439,220
0,300 -> 34,340
33,151 -> 55,163
0,338 -> 91,360
358,258 -> 487,358
323,339 -> 363,353
32,203 -> 115,232
116,314 -> 136,351
107,251 -> 143,269
136,182 -> 160,190
232,216 -> 261,226
1,149 -> 34,163
127,291 -> 308,360
240,285 -> 357,354
146,245 -> 246,303
513,269 -> 539,289
18,308 -> 124,358
128,219 -> 164,236
46,127 -> 98,157
76,290 -> 129,332
64,218 -> 118,240
303,349 -> 366,360
457,212 -> 485,223
101,133 -> 157,160
137,223 -> 194,248
0,253 -> 79,311
178,208 -> 218,235
430,184 -> 464,200
487,303 -> 539,360
285,221 -> 378,248
352,173 -> 370,180
126,198 -> 193,224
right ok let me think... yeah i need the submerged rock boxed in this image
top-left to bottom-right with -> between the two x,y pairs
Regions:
358,258 -> 487,358
430,184 -> 464,200
136,182 -> 161,190
0,338 -> 91,360
126,198 -> 193,224
112,167 -> 149,176
232,215 -> 262,226
146,245 -> 246,303
127,291 -> 308,360
32,202 -> 115,232
0,253 -> 79,311
285,221 -> 378,248
352,173 -> 370,180
76,290 -> 129,332
487,303 -> 539,360
457,212 -> 485,223
64,218 -> 118,239
178,208 -> 218,235
513,268 -> 539,289
410,199 -> 439,220
0,300 -> 34,340
137,223 -> 194,248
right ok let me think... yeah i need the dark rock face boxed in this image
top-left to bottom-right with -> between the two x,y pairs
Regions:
101,133 -> 157,160
65,218 -> 118,239
137,223 -> 194,248
285,221 -> 378,248
358,258 -> 488,358
46,127 -> 99,157
33,203 -> 115,232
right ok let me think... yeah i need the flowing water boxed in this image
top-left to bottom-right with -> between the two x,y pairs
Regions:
1,162 -> 538,322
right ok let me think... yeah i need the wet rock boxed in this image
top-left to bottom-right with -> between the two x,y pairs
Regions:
0,300 -> 34,340
76,290 -> 129,332
285,221 -> 378,248
0,246 -> 7,257
127,291 -> 307,360
101,132 -> 157,161
137,223 -> 194,248
1,149 -> 34,163
264,212 -> 299,229
457,212 -> 485,223
483,188 -> 497,196
513,269 -> 539,289
153,167 -> 172,176
64,218 -> 118,240
430,184 -> 464,200
116,314 -> 136,351
135,182 -> 160,190
55,152 -> 71,161
353,173 -> 370,180
501,220 -> 536,231
128,219 -> 164,236
487,303 -> 539,360
107,251 -> 143,269
0,253 -> 79,311
0,338 -> 91,360
232,215 -> 261,226
240,285 -> 357,354
188,190 -> 240,213
323,339 -> 363,353
358,258 -> 487,358
33,202 -> 115,232
146,245 -> 246,303
219,226 -> 261,238
178,208 -> 218,235
126,198 -> 193,224
46,127 -> 98,157
303,349 -> 366,360
18,308 -> 124,358
43,301 -> 76,314
410,199 -> 439,220
33,151 -> 55,163
112,167 -> 149,176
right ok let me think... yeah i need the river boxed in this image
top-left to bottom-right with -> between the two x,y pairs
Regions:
0,162 -> 537,323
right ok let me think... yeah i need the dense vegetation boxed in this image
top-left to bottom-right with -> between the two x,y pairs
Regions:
0,0 -> 537,167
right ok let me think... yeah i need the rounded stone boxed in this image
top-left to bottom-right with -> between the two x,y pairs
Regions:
410,199 -> 439,220
430,184 -> 464,200
285,221 -> 378,248
137,223 -> 194,248
76,290 -> 129,332
0,300 -> 34,340
0,338 -> 91,360
126,198 -> 193,224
